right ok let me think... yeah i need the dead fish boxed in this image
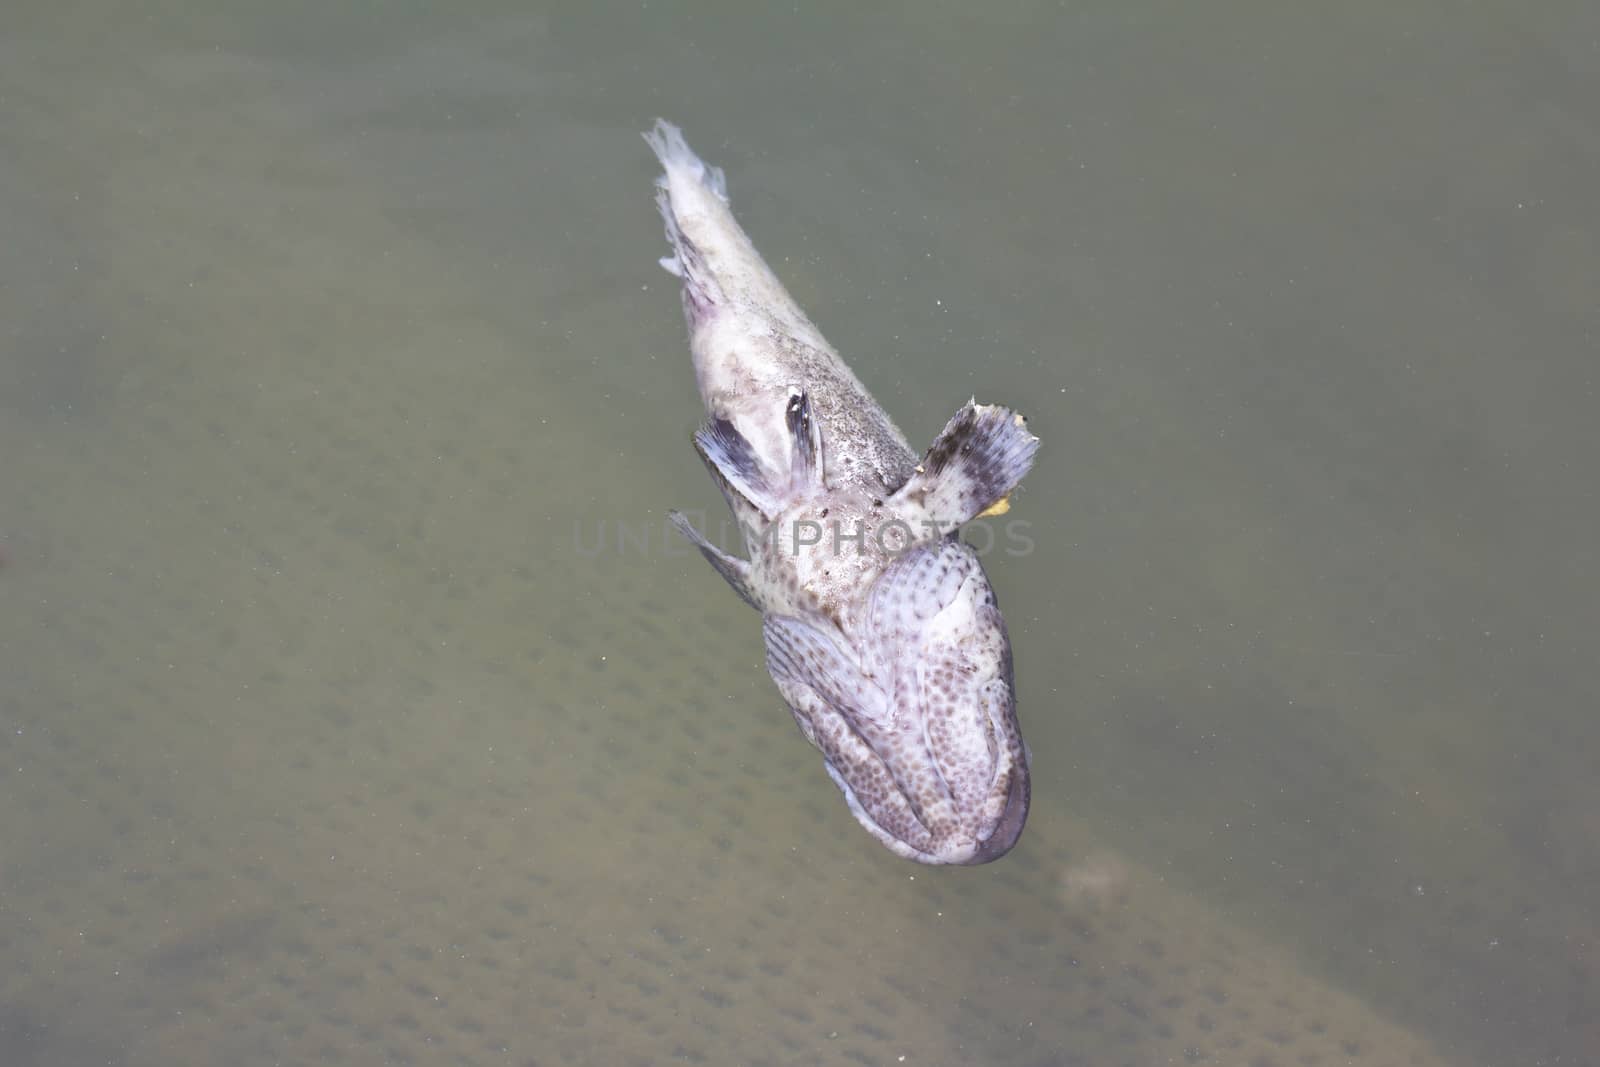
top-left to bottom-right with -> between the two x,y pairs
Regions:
644,120 -> 1040,865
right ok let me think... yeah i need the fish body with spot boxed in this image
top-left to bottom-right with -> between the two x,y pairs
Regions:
645,121 -> 1039,865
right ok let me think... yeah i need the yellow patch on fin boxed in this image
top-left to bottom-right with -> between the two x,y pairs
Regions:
977,495 -> 1012,518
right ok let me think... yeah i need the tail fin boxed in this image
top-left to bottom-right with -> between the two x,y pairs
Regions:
642,120 -> 727,202
642,120 -> 728,285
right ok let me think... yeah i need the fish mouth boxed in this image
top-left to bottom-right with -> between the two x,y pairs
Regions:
955,764 -> 1031,866
828,753 -> 1032,867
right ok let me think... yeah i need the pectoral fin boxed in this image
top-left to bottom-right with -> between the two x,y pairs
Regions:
763,614 -> 890,728
890,400 -> 1039,537
668,510 -> 762,611
693,417 -> 785,519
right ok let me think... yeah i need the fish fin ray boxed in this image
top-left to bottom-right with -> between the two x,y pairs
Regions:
890,401 -> 1039,537
668,511 -> 762,610
693,418 -> 783,519
785,389 -> 824,489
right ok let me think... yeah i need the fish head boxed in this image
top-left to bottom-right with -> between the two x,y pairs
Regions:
755,490 -> 903,624
763,537 -> 1030,865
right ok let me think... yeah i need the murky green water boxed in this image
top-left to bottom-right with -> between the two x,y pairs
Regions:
3,3 -> 1596,1065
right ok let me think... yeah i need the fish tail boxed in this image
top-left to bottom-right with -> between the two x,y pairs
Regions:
642,120 -> 731,323
643,119 -> 728,205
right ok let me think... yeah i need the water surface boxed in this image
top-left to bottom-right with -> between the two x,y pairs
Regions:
2,4 -> 1597,1065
